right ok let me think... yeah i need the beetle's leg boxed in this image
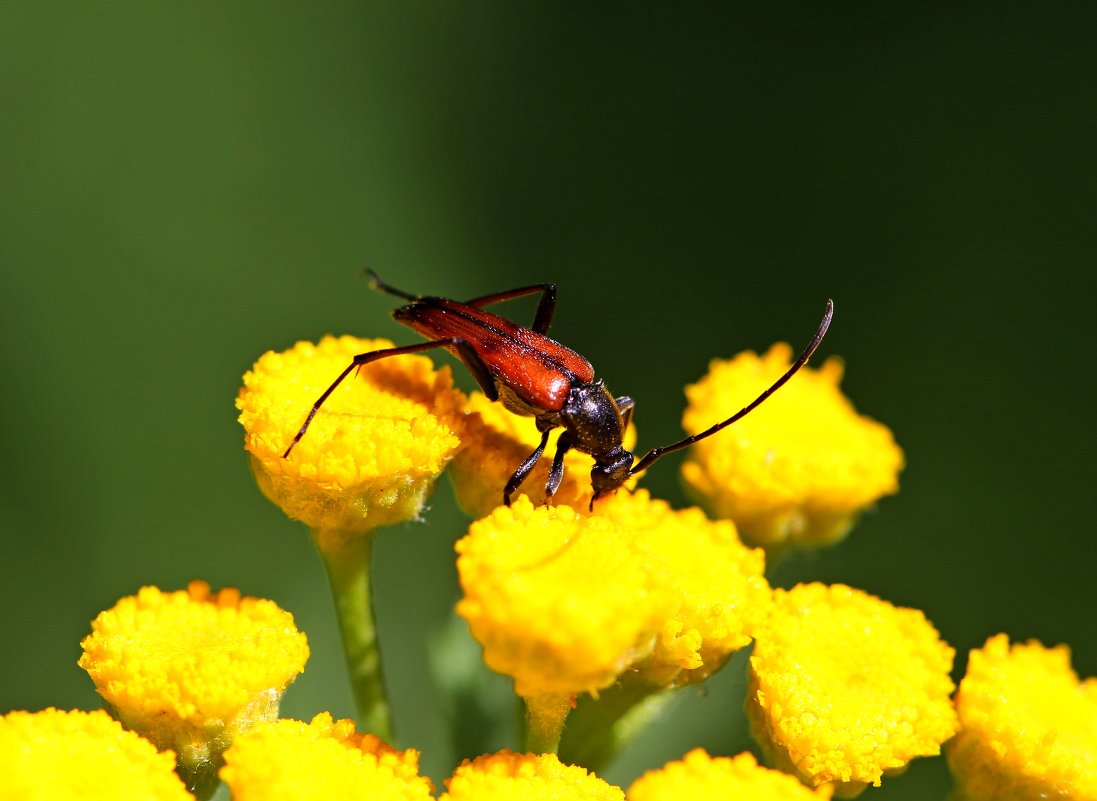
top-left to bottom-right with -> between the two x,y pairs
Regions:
450,337 -> 499,401
544,433 -> 573,501
364,269 -> 420,302
464,283 -> 557,334
504,428 -> 552,506
616,395 -> 635,432
284,337 -> 493,458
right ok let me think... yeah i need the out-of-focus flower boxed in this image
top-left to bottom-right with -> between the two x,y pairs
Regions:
0,708 -> 193,800
220,713 -> 433,801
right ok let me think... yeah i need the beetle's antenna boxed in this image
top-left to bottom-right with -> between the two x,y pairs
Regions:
363,268 -> 419,301
627,299 -> 834,477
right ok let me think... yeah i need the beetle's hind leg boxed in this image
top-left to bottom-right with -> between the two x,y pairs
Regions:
465,283 -> 557,334
364,268 -> 419,302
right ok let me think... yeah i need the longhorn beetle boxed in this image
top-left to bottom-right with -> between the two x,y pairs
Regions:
283,271 -> 834,509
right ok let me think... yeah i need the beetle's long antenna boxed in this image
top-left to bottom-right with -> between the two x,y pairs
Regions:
363,268 -> 419,302
627,299 -> 834,477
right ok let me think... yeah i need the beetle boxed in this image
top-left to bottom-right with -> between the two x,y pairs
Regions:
283,271 -> 833,509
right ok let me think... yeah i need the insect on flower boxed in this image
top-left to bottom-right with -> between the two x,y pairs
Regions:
284,271 -> 833,509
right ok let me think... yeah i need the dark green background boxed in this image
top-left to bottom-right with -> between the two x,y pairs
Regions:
2,4 -> 1094,797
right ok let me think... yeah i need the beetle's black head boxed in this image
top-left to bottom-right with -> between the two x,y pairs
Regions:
590,447 -> 634,505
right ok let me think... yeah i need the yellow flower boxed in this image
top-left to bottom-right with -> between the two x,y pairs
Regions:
237,335 -> 464,533
596,490 -> 770,687
439,750 -> 624,801
947,634 -> 1097,801
220,713 -> 433,801
0,708 -> 193,800
456,496 -> 658,699
455,491 -> 768,699
79,581 -> 308,783
449,391 -> 637,517
627,749 -> 833,800
680,344 -> 903,552
747,583 -> 957,797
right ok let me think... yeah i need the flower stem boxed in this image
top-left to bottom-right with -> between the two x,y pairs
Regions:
557,675 -> 674,771
522,693 -> 572,754
312,527 -> 393,742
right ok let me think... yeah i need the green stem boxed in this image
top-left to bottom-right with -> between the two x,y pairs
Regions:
178,760 -> 222,801
521,693 -> 572,754
312,527 -> 393,742
557,676 -> 675,771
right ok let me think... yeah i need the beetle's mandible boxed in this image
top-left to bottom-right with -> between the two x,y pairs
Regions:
283,271 -> 834,509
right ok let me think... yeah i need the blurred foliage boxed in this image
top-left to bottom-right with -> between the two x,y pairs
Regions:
2,4 -> 1094,798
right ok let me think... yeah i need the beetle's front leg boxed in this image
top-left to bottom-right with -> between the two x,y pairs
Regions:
616,395 -> 635,431
503,428 -> 552,506
544,433 -> 573,502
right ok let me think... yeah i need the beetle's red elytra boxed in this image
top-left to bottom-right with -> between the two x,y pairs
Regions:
283,272 -> 833,509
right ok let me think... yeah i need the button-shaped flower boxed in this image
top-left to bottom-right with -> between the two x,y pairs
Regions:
79,581 -> 308,794
457,491 -> 769,754
237,335 -> 464,533
456,496 -> 659,699
627,749 -> 833,800
747,583 -> 957,797
439,751 -> 623,801
680,344 -> 903,553
947,634 -> 1097,801
220,713 -> 433,801
0,708 -> 193,800
457,491 -> 767,699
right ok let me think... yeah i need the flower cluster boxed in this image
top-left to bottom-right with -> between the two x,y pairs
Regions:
4,325 -> 1092,801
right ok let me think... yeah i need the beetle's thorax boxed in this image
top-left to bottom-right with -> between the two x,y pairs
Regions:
559,381 -> 628,459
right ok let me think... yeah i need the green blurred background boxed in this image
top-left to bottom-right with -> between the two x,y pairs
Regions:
2,3 -> 1094,797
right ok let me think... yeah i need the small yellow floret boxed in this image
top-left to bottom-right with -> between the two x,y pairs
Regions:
0,708 -> 192,800
947,634 -> 1097,801
747,583 -> 957,797
79,581 -> 309,768
627,749 -> 833,800
237,335 -> 464,532
681,344 -> 903,551
455,491 -> 768,698
449,391 -> 637,517
220,712 -> 432,801
440,750 -> 624,801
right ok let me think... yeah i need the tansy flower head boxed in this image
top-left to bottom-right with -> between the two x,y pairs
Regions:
747,582 -> 957,797
0,708 -> 193,801
627,749 -> 833,801
455,491 -> 768,699
79,581 -> 309,786
237,335 -> 464,533
947,634 -> 1097,801
440,750 -> 624,801
596,490 -> 770,687
220,712 -> 433,801
449,391 -> 637,517
680,344 -> 903,553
